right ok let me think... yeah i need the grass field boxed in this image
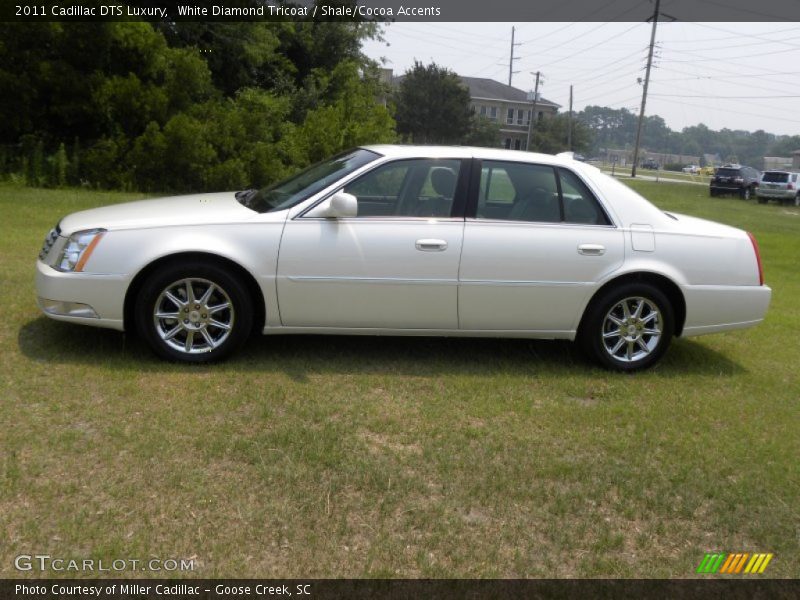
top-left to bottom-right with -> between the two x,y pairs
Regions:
1,181 -> 798,578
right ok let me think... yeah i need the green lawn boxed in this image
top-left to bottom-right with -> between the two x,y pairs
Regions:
1,181 -> 797,578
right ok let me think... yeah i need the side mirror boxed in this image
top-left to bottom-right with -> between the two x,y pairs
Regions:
306,192 -> 358,218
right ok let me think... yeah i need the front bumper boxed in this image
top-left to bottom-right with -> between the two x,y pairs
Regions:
35,260 -> 128,330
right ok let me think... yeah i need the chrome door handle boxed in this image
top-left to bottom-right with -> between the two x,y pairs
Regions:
578,244 -> 606,256
415,239 -> 448,252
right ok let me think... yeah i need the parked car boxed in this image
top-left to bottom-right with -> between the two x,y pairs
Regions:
682,165 -> 700,174
710,164 -> 761,199
36,146 -> 771,371
756,170 -> 800,205
641,159 -> 659,170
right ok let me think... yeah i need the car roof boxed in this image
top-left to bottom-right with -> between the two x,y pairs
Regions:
362,144 -> 573,166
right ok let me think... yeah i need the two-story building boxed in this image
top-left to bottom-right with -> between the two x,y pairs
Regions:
462,77 -> 560,150
389,69 -> 560,149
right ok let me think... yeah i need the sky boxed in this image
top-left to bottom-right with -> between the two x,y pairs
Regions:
362,22 -> 800,137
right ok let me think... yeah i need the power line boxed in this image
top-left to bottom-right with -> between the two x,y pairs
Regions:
536,22 -> 645,70
652,93 -> 800,99
692,22 -> 800,49
647,24 -> 800,45
648,96 -> 800,126
661,44 -> 800,64
660,32 -> 800,53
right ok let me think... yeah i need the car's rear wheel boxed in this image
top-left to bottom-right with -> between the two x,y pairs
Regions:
579,283 -> 674,372
741,186 -> 751,200
135,262 -> 253,363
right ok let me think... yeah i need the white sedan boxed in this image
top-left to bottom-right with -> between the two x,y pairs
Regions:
36,146 -> 771,371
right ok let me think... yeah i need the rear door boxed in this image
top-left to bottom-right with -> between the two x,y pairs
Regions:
459,160 -> 624,333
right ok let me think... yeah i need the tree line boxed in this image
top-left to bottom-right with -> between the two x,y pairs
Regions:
0,20 -> 395,192
2,25 -> 797,194
577,105 -> 800,169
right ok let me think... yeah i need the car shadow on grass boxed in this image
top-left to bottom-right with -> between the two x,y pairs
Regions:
18,316 -> 744,378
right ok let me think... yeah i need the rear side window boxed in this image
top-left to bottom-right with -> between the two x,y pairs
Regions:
559,168 -> 611,225
476,161 -> 610,225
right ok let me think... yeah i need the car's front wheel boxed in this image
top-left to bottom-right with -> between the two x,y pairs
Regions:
579,283 -> 674,372
135,262 -> 253,363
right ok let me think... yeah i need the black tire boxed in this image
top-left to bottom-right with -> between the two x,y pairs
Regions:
135,261 -> 253,363
741,186 -> 751,200
796,194 -> 800,207
579,282 -> 674,372
709,189 -> 716,197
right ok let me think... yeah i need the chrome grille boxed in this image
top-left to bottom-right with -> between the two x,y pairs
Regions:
39,226 -> 60,260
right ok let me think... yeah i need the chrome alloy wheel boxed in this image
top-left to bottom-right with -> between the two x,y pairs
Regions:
601,296 -> 662,363
153,278 -> 234,354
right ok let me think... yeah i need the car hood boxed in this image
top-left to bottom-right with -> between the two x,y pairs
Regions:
58,192 -> 258,235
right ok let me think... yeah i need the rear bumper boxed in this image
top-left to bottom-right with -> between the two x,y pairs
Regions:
681,284 -> 771,337
35,260 -> 127,330
710,184 -> 745,194
756,189 -> 795,200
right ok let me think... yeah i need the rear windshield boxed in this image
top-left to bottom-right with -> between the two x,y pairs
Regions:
762,172 -> 789,183
715,168 -> 740,177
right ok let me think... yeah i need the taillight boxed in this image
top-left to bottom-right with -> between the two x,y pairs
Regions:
747,232 -> 764,286
788,183 -> 794,190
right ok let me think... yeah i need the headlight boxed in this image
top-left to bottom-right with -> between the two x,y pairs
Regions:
56,229 -> 106,272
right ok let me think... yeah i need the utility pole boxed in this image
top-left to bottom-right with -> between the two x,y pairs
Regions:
631,0 -> 660,178
508,26 -> 521,86
567,85 -> 573,151
526,71 -> 541,152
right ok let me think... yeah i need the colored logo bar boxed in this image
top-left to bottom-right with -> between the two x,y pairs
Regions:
696,553 -> 773,574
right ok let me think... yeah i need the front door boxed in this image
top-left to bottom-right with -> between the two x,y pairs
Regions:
277,158 -> 468,329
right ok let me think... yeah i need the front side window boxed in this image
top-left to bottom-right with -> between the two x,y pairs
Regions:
241,148 -> 379,213
475,161 -> 610,225
343,159 -> 461,218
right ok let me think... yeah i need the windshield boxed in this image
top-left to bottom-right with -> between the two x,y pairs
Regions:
762,172 -> 789,183
240,149 -> 380,213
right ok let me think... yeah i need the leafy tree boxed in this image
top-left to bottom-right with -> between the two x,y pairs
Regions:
531,114 -> 592,154
394,61 -> 473,144
464,116 -> 502,148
